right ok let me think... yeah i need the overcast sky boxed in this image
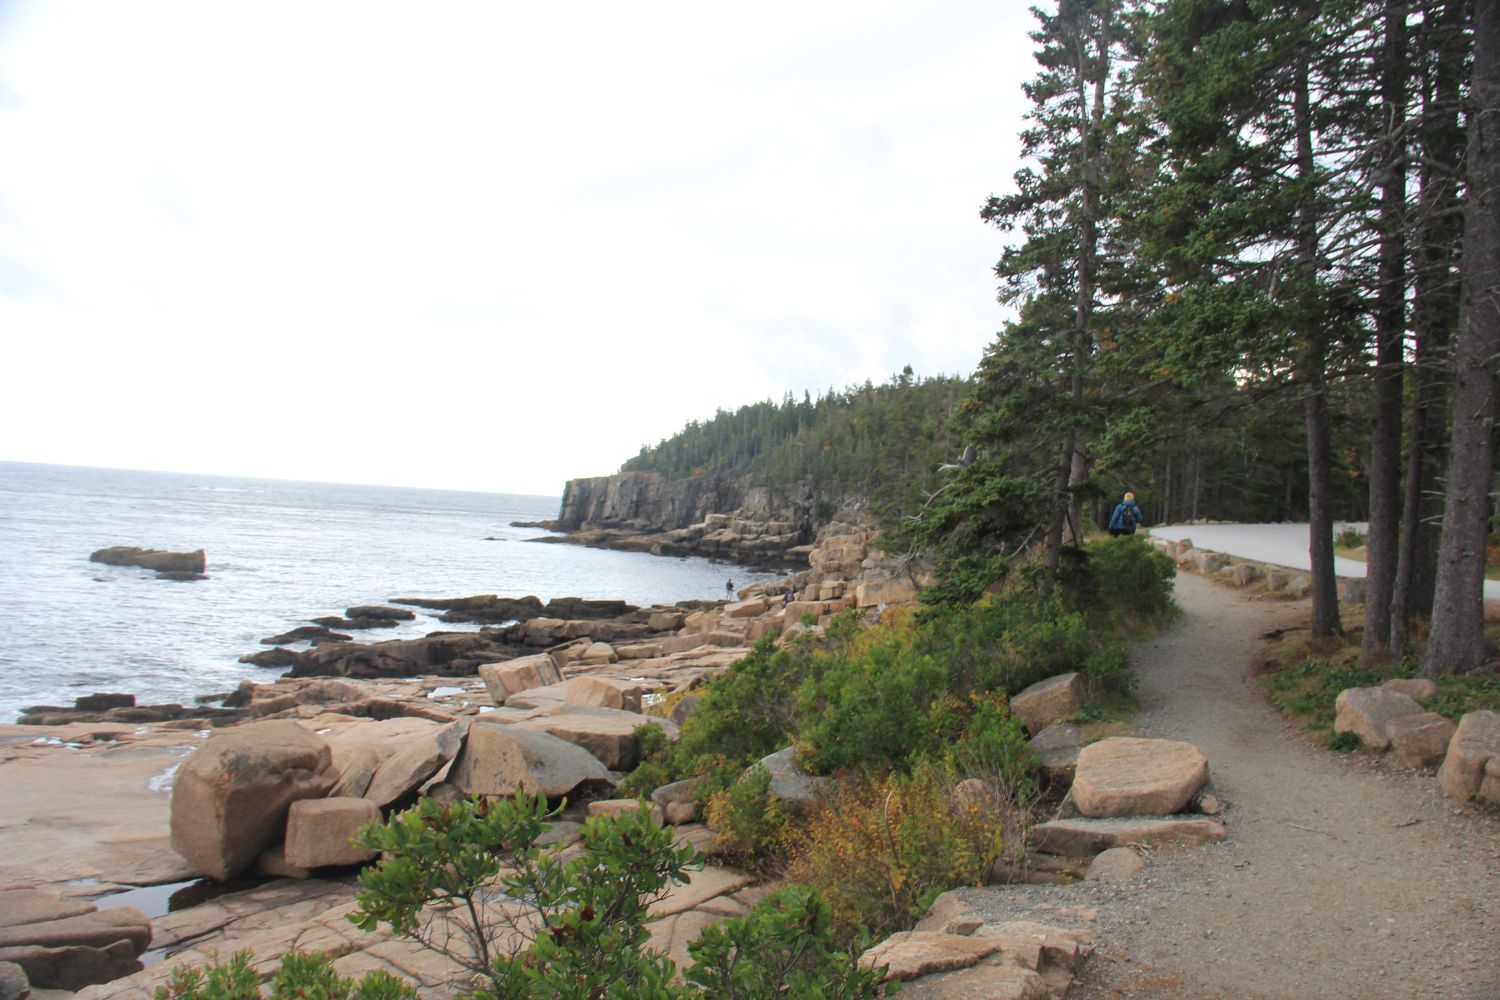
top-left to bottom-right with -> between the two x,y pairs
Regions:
0,1 -> 1040,496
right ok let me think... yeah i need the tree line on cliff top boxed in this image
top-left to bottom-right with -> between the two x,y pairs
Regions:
629,0 -> 1497,678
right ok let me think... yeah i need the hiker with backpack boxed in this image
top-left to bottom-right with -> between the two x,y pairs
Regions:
1108,492 -> 1142,537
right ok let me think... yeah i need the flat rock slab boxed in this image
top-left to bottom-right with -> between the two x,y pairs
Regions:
859,932 -> 1001,981
1070,737 -> 1208,817
0,908 -> 150,954
1031,816 -> 1227,858
975,919 -> 1091,972
0,940 -> 141,992
1334,687 -> 1424,751
513,705 -> 672,771
647,866 -> 753,918
361,719 -> 468,807
0,890 -> 95,929
0,730 -> 200,889
897,961 -> 1049,1000
562,676 -> 644,712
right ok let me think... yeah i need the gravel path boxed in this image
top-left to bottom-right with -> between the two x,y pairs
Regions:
964,571 -> 1500,999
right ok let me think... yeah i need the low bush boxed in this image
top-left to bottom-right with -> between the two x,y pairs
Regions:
784,759 -> 1020,941
348,793 -> 696,996
619,638 -> 813,801
701,763 -> 792,863
161,799 -> 884,1000
683,885 -> 888,999
796,612 -> 949,774
1057,536 -> 1176,624
155,951 -> 416,1000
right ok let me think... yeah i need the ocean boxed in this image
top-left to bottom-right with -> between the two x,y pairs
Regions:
0,462 -> 783,724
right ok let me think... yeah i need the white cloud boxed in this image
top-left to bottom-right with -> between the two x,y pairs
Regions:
0,0 -> 1039,494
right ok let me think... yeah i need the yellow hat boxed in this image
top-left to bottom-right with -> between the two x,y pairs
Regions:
1124,492 -> 1135,501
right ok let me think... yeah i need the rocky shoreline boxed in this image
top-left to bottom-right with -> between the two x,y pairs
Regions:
0,525 -> 928,997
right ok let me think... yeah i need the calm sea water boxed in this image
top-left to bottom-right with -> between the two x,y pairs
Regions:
0,462 -> 782,723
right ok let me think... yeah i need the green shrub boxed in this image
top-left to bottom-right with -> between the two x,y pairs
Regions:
1335,526 -> 1368,549
619,638 -> 811,800
349,794 -> 698,997
154,951 -> 416,1000
161,798 -> 889,1000
1329,731 -> 1362,752
617,723 -> 677,798
1081,640 -> 1133,696
796,613 -> 949,773
1058,536 -> 1176,623
675,640 -> 806,771
938,692 -> 1039,802
702,763 -> 791,863
684,885 -> 888,999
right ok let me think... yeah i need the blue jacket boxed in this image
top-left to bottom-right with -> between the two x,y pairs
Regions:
1108,499 -> 1141,532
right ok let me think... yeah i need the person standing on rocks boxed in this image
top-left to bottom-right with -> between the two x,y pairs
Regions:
1108,492 -> 1142,537
725,578 -> 735,600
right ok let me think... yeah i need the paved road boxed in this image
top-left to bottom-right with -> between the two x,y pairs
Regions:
1147,522 -> 1500,599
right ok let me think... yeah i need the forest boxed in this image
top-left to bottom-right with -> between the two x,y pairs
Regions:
628,0 -> 1496,677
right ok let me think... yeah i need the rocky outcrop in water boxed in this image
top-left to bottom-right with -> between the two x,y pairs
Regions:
88,547 -> 206,580
18,692 -> 244,727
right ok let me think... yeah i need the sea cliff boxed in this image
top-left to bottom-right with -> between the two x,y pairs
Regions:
530,471 -> 822,568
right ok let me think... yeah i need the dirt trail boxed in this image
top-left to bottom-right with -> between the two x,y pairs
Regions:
1064,571 -> 1500,999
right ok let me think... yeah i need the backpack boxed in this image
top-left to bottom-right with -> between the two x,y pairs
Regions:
1119,504 -> 1138,530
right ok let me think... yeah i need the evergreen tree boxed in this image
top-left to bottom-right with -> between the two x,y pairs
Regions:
972,0 -> 1143,588
1136,0 -> 1387,636
1421,0 -> 1498,676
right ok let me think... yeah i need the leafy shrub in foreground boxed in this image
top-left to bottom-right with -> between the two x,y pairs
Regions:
154,950 -> 416,1000
159,881 -> 888,1000
348,793 -> 697,997
685,885 -> 890,999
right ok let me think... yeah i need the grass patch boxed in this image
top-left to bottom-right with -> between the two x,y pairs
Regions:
1333,542 -> 1500,581
1257,614 -> 1500,748
1067,688 -> 1142,739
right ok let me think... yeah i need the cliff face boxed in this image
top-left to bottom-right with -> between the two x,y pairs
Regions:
557,472 -> 811,534
546,472 -> 821,568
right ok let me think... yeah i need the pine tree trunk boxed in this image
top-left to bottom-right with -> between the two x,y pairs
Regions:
1362,0 -> 1409,660
1391,0 -> 1466,655
1295,46 -> 1342,637
1421,0 -> 1500,676
1043,435 -> 1075,593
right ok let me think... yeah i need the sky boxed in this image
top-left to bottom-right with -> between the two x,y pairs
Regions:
0,1 -> 1041,496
